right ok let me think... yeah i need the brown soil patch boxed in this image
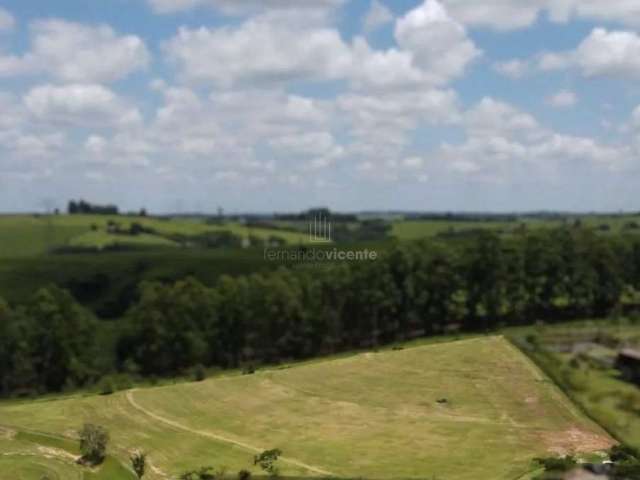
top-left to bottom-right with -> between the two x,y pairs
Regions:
541,427 -> 615,456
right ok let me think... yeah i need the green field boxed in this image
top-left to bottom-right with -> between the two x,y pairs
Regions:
0,336 -> 614,480
0,429 -> 134,480
0,215 -> 310,257
391,215 -> 640,240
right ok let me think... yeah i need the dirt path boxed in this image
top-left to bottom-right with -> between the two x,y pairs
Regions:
125,390 -> 335,477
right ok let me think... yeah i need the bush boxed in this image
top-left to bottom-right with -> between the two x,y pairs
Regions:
254,449 -> 282,478
237,470 -> 252,480
610,444 -> 639,463
534,455 -> 577,472
192,364 -> 207,382
98,378 -> 115,396
78,423 -> 109,465
98,374 -> 134,395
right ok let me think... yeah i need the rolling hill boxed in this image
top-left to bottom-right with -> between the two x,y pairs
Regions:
0,336 -> 614,480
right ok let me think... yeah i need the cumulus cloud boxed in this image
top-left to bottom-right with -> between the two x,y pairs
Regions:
363,1 -> 393,32
539,28 -> 640,80
394,0 -> 481,84
0,19 -> 149,82
439,0 -> 545,31
438,97 -> 629,181
439,0 -> 640,31
546,90 -> 578,108
148,0 -> 345,16
165,0 -> 479,89
24,84 -> 142,128
165,20 -> 352,87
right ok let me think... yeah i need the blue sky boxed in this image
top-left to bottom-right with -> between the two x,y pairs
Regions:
0,0 -> 639,213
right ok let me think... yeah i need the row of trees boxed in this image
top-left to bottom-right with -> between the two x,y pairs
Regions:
67,199 -> 119,215
2,227 -> 640,395
119,228 -> 638,375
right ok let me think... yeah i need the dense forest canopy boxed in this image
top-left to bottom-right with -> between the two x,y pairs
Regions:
1,226 -> 640,396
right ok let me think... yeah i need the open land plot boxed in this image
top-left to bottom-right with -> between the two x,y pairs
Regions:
0,336 -> 614,480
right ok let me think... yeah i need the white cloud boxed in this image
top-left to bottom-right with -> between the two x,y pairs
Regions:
148,0 -> 345,16
0,19 -> 150,83
0,7 -> 15,32
547,0 -> 640,27
438,0 -> 640,31
24,84 -> 142,128
12,133 -> 66,158
402,156 -> 425,169
439,0 -> 545,31
85,135 -> 108,154
165,19 -> 352,87
338,88 -> 459,168
394,0 -> 481,85
539,28 -> 640,80
269,131 -> 335,156
438,97 -> 630,181
546,90 -> 578,108
350,37 -> 428,90
363,1 -> 393,32
465,97 -> 538,137
494,59 -> 530,78
165,0 -> 478,91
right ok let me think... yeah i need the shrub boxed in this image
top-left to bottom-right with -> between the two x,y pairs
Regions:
237,469 -> 252,480
254,449 -> 282,478
192,364 -> 207,382
99,378 -> 115,396
534,455 -> 577,472
78,423 -> 109,465
98,374 -> 133,395
610,444 -> 639,462
130,451 -> 146,479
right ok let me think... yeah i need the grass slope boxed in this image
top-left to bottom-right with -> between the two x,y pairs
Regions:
0,215 -> 310,258
0,336 -> 613,480
0,428 -> 134,480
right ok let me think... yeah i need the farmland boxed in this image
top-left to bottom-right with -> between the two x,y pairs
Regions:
390,214 -> 640,241
0,336 -> 614,480
0,214 -> 311,258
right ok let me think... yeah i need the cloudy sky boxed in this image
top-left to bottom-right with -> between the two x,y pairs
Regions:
1,0 -> 640,213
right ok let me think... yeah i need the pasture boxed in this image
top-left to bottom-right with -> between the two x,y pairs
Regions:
0,214 -> 310,257
0,336 -> 614,480
390,214 -> 640,241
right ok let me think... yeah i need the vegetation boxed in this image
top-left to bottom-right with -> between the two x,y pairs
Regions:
2,226 -> 640,397
79,423 -> 110,465
254,449 -> 282,477
509,320 -> 640,450
130,451 -> 147,479
0,336 -> 612,480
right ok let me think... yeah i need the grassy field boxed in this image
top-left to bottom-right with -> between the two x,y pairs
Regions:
390,215 -> 640,240
0,336 -> 614,480
0,428 -> 134,480
0,215 -> 310,257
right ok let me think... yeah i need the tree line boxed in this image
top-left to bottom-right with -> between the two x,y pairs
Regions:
67,199 -> 119,215
2,227 -> 640,396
